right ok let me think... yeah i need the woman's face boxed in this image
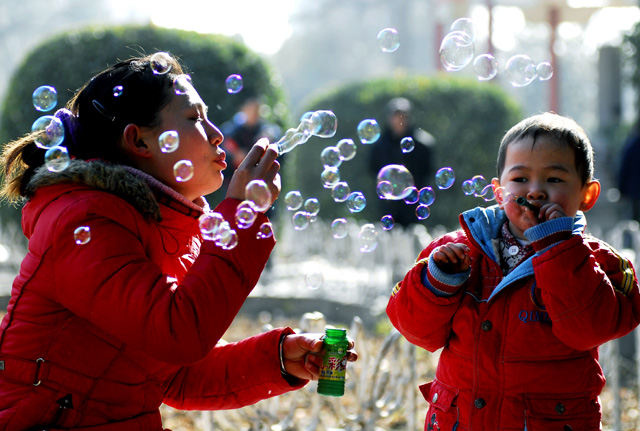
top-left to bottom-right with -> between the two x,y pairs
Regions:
142,82 -> 227,201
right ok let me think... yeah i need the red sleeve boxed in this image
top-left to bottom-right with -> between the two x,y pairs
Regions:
49,195 -> 275,365
534,235 -> 640,350
163,327 -> 306,410
386,231 -> 468,352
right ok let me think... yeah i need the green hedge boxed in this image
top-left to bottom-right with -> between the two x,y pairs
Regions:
281,75 -> 521,230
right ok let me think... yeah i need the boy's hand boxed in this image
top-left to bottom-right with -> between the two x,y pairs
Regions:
226,139 -> 281,209
536,202 -> 567,222
432,242 -> 471,274
282,333 -> 358,381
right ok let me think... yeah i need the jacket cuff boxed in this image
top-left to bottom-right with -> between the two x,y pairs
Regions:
421,255 -> 470,297
524,217 -> 573,254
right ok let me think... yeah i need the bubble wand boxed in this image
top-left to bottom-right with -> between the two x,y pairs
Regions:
515,196 -> 538,213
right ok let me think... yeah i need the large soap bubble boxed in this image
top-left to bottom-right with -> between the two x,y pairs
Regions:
376,164 -> 415,200
440,31 -> 474,71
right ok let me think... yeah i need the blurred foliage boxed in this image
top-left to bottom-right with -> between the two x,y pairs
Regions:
0,24 -> 289,224
280,75 -> 521,231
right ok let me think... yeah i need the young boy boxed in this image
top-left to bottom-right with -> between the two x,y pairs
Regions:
387,112 -> 640,431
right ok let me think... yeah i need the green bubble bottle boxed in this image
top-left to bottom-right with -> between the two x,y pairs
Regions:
317,328 -> 349,397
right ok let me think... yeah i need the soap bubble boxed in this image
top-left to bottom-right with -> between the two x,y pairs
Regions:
505,55 -> 537,87
451,18 -> 477,42
357,224 -> 378,253
381,215 -> 395,230
376,164 -> 415,200
357,119 -> 381,144
74,226 -> 91,245
320,146 -> 342,168
377,28 -> 400,53
209,220 -> 231,243
292,211 -> 310,230
494,186 -> 514,204
321,167 -> 340,188
173,74 -> 192,95
403,187 -> 419,204
471,175 -> 488,196
159,130 -> 180,153
331,218 -> 349,239
418,187 -> 436,206
480,185 -> 495,201
113,85 -> 124,97
376,181 -> 394,199
336,138 -> 357,161
440,31 -> 474,71
257,222 -> 274,239
44,146 -> 70,172
473,54 -> 498,81
400,136 -> 415,153
297,118 -> 318,137
536,62 -> 553,81
310,110 -> 338,138
173,160 -> 194,182
331,182 -> 351,202
305,270 -> 324,290
462,179 -> 475,195
284,190 -> 303,210
217,228 -> 238,250
416,204 -> 431,220
150,52 -> 172,75
32,85 -> 57,112
32,115 -> 65,149
199,212 -> 225,237
435,167 -> 455,190
304,198 -> 320,216
245,179 -> 272,212
235,200 -> 257,229
346,191 -> 367,213
225,74 -> 244,94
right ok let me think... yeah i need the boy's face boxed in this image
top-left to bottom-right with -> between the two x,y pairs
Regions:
491,135 -> 600,240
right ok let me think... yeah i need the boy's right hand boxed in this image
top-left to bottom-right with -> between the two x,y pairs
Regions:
432,242 -> 471,274
226,138 -> 281,209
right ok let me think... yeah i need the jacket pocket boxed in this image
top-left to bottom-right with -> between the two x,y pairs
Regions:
419,379 -> 460,431
524,393 -> 600,431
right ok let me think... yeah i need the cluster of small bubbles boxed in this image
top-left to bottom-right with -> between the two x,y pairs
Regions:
505,55 -> 537,87
275,110 -> 337,155
173,160 -> 194,182
331,182 -> 351,202
32,86 -> 57,112
225,74 -> 244,94
331,218 -> 349,239
357,224 -> 378,253
304,198 -> 320,216
235,200 -> 258,229
376,164 -> 415,200
74,226 -> 91,245
320,146 -> 342,168
44,146 -> 71,172
305,270 -> 324,290
113,85 -> 124,97
284,190 -> 303,210
403,187 -> 419,204
435,167 -> 455,190
32,115 -> 65,149
309,110 -> 338,138
471,175 -> 487,195
245,179 -> 272,212
462,179 -> 475,196
381,215 -> 395,230
416,204 -> 431,220
321,167 -> 340,188
337,138 -> 357,161
439,30 -> 475,71
292,211 -> 311,230
377,28 -> 400,53
159,130 -> 180,153
346,191 -> 367,213
257,222 -> 274,239
199,212 -> 225,236
217,226 -> 239,250
536,62 -> 553,81
400,136 -> 414,153
473,54 -> 498,81
150,52 -> 172,75
173,74 -> 192,95
357,119 -> 381,144
418,187 -> 436,206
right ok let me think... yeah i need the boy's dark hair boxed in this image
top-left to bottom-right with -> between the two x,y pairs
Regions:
496,112 -> 595,185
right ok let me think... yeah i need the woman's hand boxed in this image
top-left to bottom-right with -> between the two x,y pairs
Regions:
226,138 -> 280,209
282,333 -> 358,381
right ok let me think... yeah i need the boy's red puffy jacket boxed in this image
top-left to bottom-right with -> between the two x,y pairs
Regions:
0,161 -> 303,431
387,205 -> 640,431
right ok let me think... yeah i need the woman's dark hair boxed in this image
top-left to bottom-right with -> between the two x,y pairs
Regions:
1,53 -> 185,201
